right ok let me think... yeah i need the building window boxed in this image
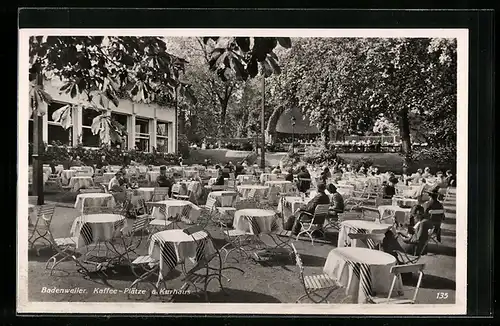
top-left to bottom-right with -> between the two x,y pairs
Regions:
135,118 -> 150,151
82,108 -> 100,147
48,102 -> 72,145
111,113 -> 128,149
156,121 -> 169,152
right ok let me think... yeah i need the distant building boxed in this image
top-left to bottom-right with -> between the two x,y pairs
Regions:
29,78 -> 177,153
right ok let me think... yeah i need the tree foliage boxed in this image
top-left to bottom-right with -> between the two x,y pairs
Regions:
267,37 -> 457,163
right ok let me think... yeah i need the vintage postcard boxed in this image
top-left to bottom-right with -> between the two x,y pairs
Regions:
18,28 -> 467,315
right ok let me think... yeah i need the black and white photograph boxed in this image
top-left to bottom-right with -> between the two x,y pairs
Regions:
18,27 -> 467,314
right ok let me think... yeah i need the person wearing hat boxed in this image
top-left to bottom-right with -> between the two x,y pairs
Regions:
327,184 -> 344,219
213,168 -> 225,186
290,183 -> 331,236
422,185 -> 445,242
382,177 -> 398,199
156,166 -> 174,197
296,165 -> 312,193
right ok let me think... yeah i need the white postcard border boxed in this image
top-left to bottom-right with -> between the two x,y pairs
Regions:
17,28 -> 468,315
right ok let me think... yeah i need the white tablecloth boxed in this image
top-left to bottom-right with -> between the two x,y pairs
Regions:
378,205 -> 412,225
236,185 -> 269,199
277,196 -> 308,225
264,180 -> 295,194
74,193 -> 116,213
147,171 -> 161,183
60,170 -> 77,185
204,168 -> 219,178
237,174 -> 256,184
260,173 -> 278,184
183,169 -> 199,179
337,220 -> 392,248
392,197 -> 418,208
149,229 -> 215,276
70,213 -> 127,248
207,191 -> 239,208
177,181 -> 203,200
151,200 -> 201,222
323,247 -> 403,303
68,176 -> 94,192
233,209 -> 280,234
102,172 -> 116,183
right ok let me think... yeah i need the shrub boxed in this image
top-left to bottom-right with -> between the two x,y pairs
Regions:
346,157 -> 375,171
411,146 -> 456,172
302,144 -> 339,165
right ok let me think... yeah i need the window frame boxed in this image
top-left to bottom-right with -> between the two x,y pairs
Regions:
47,100 -> 73,145
135,117 -> 150,152
156,120 -> 169,153
81,107 -> 102,148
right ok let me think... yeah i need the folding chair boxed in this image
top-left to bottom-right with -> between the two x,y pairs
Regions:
344,188 -> 372,211
181,225 -> 245,301
171,184 -> 189,200
369,263 -> 425,304
296,204 -> 330,245
291,243 -> 345,303
347,233 -> 385,250
220,225 -> 255,263
215,193 -> 237,227
148,203 -> 175,233
45,173 -> 63,191
28,204 -> 56,256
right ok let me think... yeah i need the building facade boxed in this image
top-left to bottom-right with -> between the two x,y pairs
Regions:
29,78 -> 177,153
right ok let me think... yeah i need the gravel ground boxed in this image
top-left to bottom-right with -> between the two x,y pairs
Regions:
26,195 -> 457,304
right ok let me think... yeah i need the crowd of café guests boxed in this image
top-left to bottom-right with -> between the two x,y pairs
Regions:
53,150 -> 453,265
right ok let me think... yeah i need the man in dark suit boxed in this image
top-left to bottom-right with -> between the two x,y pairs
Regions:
213,168 -> 225,186
284,168 -> 294,182
327,184 -> 344,219
291,183 -> 331,235
422,186 -> 445,242
156,166 -> 174,197
296,166 -> 312,193
234,161 -> 244,178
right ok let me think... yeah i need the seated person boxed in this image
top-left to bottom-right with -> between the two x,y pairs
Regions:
382,177 -> 398,199
422,186 -> 445,242
234,161 -> 245,177
108,172 -> 124,192
327,184 -> 344,218
73,156 -> 83,167
444,170 -> 455,187
156,166 -> 174,196
222,163 -> 231,178
320,166 -> 332,182
291,183 -> 331,236
284,168 -> 294,182
96,155 -> 109,171
49,160 -> 57,175
382,205 -> 434,262
296,166 -> 312,193
213,169 -> 225,186
421,167 -> 433,179
271,166 -> 282,174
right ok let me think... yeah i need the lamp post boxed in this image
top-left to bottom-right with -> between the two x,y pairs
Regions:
291,116 -> 296,152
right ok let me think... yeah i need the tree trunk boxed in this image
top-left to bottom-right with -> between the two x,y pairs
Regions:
321,118 -> 331,148
33,115 -> 44,205
399,107 -> 412,163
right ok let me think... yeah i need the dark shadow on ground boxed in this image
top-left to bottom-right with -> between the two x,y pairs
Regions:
414,274 -> 456,290
425,243 -> 456,256
172,288 -> 282,303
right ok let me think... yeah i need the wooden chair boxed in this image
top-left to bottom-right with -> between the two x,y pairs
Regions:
291,243 -> 345,303
296,204 -> 330,245
370,263 -> 425,304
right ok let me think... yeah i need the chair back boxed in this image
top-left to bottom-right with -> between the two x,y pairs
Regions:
101,184 -> 109,193
229,172 -> 235,180
312,204 -> 330,224
387,263 -> 425,303
290,243 -> 305,278
428,209 -> 445,222
131,214 -> 150,234
36,204 -> 56,229
205,196 -> 219,210
220,193 -> 236,207
171,183 -> 181,196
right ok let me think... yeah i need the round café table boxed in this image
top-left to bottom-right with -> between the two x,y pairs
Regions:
259,173 -> 278,184
207,190 -> 239,208
264,180 -> 295,194
147,171 -> 161,182
151,200 -> 201,223
323,247 -> 403,303
68,176 -> 94,192
149,229 -> 215,277
102,172 -> 116,183
74,193 -> 116,213
392,196 -> 418,208
233,209 -> 280,235
337,220 -> 392,248
236,185 -> 269,199
378,205 -> 412,225
70,213 -> 127,248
